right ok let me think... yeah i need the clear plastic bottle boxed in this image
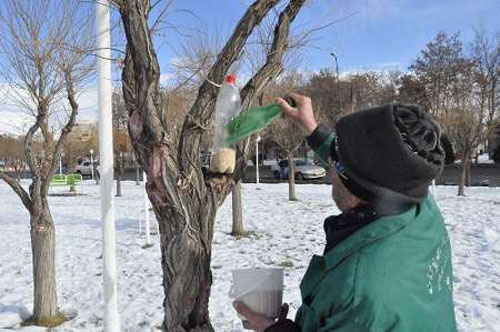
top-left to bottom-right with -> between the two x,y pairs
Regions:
210,74 -> 241,174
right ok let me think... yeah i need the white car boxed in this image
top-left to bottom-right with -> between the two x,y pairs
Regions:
271,159 -> 326,180
74,160 -> 99,178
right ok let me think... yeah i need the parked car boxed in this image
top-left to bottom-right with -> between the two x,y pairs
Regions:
271,159 -> 326,180
74,160 -> 99,178
54,166 -> 69,175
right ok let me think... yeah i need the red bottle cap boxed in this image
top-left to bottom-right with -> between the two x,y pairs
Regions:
226,74 -> 236,85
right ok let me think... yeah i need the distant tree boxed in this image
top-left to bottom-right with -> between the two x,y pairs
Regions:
0,0 -> 94,325
397,74 -> 430,108
471,28 -> 500,126
305,69 -> 344,124
440,57 -> 483,196
112,90 -> 131,196
0,136 -> 25,180
411,31 -> 466,116
264,72 -> 307,201
410,31 -> 484,196
440,134 -> 456,165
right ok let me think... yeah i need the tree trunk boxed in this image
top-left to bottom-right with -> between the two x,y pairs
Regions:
135,163 -> 140,185
116,156 -> 123,197
116,172 -> 122,197
458,150 -> 469,196
153,185 -> 220,332
30,207 -> 61,325
465,158 -> 471,186
231,181 -> 245,236
287,151 -> 297,201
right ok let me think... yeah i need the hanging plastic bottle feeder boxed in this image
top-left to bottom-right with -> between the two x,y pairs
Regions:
210,74 -> 241,174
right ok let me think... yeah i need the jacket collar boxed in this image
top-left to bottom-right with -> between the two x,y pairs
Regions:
323,203 -> 418,270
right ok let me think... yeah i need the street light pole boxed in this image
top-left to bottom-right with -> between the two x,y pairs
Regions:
90,149 -> 95,181
143,171 -> 151,246
330,52 -> 342,113
96,1 -> 120,330
59,151 -> 63,176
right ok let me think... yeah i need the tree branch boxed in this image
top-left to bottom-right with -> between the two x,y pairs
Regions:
42,70 -> 80,195
24,113 -> 44,177
240,0 -> 306,104
0,172 -> 32,213
177,0 -> 280,174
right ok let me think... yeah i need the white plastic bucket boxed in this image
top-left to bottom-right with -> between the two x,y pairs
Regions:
229,268 -> 284,319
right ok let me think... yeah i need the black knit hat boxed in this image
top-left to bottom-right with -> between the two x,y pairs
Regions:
333,103 -> 444,203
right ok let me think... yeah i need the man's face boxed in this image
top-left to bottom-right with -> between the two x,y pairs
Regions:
331,168 -> 361,212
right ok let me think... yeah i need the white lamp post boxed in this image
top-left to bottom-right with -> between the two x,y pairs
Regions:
96,1 -> 120,330
90,149 -> 95,181
59,151 -> 64,176
143,171 -> 151,246
256,135 -> 261,190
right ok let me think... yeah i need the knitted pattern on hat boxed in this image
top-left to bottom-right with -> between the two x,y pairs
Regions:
334,103 -> 444,203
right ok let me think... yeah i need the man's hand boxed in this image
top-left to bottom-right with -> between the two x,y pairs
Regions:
276,93 -> 318,135
233,301 -> 289,331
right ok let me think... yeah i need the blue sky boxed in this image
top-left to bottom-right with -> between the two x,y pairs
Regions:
1,0 -> 499,134
155,0 -> 500,75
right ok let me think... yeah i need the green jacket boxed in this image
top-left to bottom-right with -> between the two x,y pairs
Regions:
294,195 -> 457,331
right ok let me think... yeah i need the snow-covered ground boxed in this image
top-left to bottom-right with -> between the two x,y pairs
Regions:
0,181 -> 499,331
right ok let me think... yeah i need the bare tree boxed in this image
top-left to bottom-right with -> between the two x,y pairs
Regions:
115,0 -> 306,330
0,0 -> 94,326
411,32 -> 466,116
410,31 -> 488,196
470,28 -> 500,153
264,72 -> 306,201
441,56 -> 484,195
269,118 -> 304,201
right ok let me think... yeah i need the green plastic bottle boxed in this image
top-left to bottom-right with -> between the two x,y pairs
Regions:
225,103 -> 282,145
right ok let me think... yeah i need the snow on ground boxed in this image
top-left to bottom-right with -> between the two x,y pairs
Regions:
0,181 -> 499,331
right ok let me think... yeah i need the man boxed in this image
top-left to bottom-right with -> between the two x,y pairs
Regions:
233,93 -> 457,331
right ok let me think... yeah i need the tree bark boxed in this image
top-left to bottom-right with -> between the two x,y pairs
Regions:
287,151 -> 297,201
231,181 -> 245,236
30,205 -> 59,324
154,184 -> 221,332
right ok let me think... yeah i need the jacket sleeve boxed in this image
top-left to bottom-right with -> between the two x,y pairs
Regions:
306,124 -> 335,166
264,319 -> 301,332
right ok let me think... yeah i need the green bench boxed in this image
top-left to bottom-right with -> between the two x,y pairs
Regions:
50,174 -> 83,194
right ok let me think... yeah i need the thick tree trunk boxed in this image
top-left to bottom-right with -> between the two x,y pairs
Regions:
231,181 -> 245,236
287,151 -> 297,201
152,183 -> 220,332
30,207 -> 60,325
